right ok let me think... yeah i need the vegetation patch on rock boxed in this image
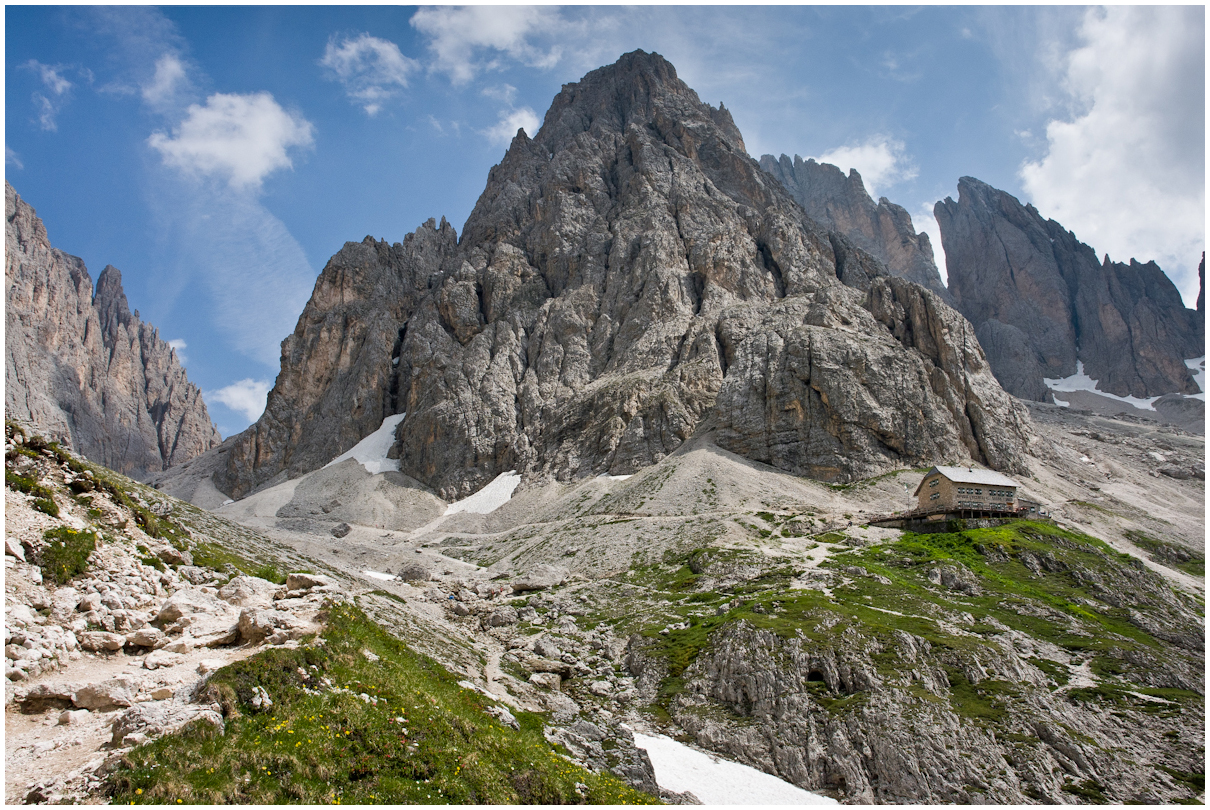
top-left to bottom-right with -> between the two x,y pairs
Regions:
107,602 -> 658,805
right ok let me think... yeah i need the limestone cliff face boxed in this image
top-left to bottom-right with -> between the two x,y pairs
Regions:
936,177 -> 1203,400
221,222 -> 455,491
5,182 -> 220,477
220,51 -> 1035,500
761,154 -> 951,303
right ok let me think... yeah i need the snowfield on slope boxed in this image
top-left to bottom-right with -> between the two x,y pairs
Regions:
1044,361 -> 1160,411
633,731 -> 837,805
324,413 -> 406,474
443,471 -> 522,515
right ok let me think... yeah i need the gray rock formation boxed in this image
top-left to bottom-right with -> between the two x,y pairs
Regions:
936,177 -> 1203,401
760,154 -> 951,302
5,182 -> 220,477
219,51 -> 1035,500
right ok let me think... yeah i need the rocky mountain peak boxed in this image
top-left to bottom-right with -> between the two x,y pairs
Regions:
5,182 -> 221,477
94,265 -> 135,339
760,153 -> 951,302
937,175 -> 1202,401
218,52 -> 1036,501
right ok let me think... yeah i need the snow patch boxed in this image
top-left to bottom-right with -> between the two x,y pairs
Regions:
443,471 -> 521,515
632,731 -> 837,805
1043,361 -> 1159,411
361,570 -> 396,582
1185,356 -> 1205,400
324,413 -> 406,474
1051,396 -> 1069,407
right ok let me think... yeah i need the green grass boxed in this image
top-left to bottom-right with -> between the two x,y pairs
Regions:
107,602 -> 659,805
39,526 -> 97,585
1126,529 -> 1204,577
612,520 -> 1201,734
189,541 -> 287,584
6,470 -> 58,518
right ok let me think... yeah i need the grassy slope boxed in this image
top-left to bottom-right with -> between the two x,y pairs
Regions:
107,601 -> 658,805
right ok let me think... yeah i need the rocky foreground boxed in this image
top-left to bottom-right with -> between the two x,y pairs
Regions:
6,392 -> 1207,803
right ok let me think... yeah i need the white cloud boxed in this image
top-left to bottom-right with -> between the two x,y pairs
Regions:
148,92 -> 314,190
1020,6 -> 1205,306
207,378 -> 271,422
320,33 -> 419,115
141,54 -> 189,108
410,6 -> 564,85
481,84 -> 517,104
5,146 -> 23,170
24,60 -> 73,131
166,338 -> 187,364
810,136 -> 918,199
27,60 -> 72,95
483,107 -> 540,146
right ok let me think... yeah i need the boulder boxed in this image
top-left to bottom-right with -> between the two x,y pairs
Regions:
156,545 -> 193,566
78,631 -> 125,652
126,627 -> 165,648
142,649 -> 183,670
76,593 -> 102,613
111,702 -> 223,746
528,672 -> 561,690
73,680 -> 135,710
331,523 -> 352,538
397,562 -> 430,582
58,709 -> 90,725
177,565 -> 211,585
217,575 -> 279,608
485,607 -> 519,627
285,572 -> 335,592
5,536 -> 26,562
511,565 -> 569,593
153,589 -> 230,626
238,608 -> 308,644
16,682 -> 81,713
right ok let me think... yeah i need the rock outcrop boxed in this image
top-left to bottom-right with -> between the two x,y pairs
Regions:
5,183 -> 220,477
760,154 -> 951,302
219,51 -> 1035,500
935,177 -> 1204,401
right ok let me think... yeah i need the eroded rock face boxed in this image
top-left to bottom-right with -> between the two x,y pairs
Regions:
5,183 -> 220,477
761,155 -> 951,302
218,223 -> 455,494
220,51 -> 1035,500
936,176 -> 1203,400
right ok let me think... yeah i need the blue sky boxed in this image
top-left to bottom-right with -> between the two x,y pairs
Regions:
6,6 -> 1204,437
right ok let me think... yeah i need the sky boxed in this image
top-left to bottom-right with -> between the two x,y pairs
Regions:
6,6 -> 1205,437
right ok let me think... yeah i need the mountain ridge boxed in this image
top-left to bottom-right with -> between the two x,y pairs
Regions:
216,50 -> 1035,501
936,176 -> 1203,402
5,181 -> 221,477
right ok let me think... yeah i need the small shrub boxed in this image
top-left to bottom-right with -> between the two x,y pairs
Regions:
251,563 -> 287,585
33,496 -> 60,517
39,527 -> 98,585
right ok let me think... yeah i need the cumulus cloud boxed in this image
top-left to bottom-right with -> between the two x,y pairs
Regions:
1020,6 -> 1205,305
410,6 -> 564,85
483,107 -> 540,146
24,60 -> 73,131
141,54 -> 189,109
166,338 -> 188,364
207,378 -> 271,422
810,136 -> 918,199
148,92 -> 314,190
320,33 -> 419,115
